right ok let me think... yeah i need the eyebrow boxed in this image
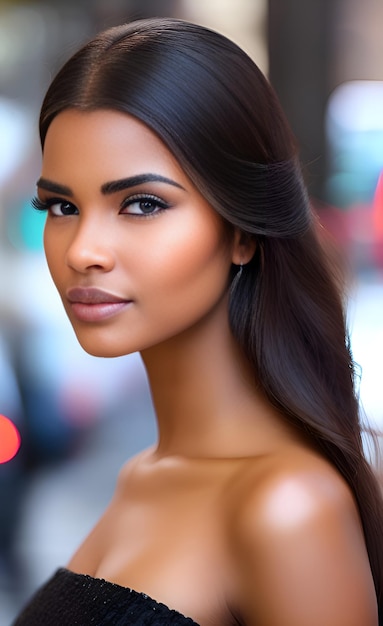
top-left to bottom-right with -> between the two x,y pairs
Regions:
36,173 -> 185,196
101,174 -> 185,194
36,178 -> 73,196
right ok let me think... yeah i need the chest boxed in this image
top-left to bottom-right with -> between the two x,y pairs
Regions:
90,473 -> 239,625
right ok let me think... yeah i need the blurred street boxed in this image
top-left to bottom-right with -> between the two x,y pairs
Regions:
348,273 -> 383,433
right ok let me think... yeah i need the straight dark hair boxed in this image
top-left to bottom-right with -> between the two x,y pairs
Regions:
38,18 -> 383,619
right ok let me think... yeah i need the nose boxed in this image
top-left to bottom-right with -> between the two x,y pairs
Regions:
65,217 -> 115,273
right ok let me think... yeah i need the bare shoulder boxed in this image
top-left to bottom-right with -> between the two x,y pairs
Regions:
114,447 -> 153,490
227,448 -> 378,626
231,448 -> 359,536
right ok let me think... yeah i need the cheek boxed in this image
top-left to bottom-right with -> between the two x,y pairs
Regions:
43,224 -> 66,290
135,217 -> 232,313
43,228 -> 56,280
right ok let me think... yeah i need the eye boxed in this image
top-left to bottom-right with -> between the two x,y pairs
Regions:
121,194 -> 169,216
32,196 -> 78,216
49,200 -> 78,216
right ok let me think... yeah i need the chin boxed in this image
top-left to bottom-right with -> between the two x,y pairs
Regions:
73,333 -> 136,359
84,345 -> 135,359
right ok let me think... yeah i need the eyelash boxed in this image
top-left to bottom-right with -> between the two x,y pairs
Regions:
121,194 -> 170,216
31,196 -> 77,216
31,194 -> 170,217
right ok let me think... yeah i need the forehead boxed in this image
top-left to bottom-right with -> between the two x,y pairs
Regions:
42,109 -> 186,184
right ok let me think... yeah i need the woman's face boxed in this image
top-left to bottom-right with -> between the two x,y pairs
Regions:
39,109 -> 235,357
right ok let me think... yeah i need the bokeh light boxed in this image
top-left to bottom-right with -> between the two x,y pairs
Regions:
0,414 -> 21,463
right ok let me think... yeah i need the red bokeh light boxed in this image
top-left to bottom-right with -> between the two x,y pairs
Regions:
0,414 -> 21,463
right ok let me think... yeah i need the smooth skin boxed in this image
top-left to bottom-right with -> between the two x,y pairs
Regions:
38,109 -> 378,625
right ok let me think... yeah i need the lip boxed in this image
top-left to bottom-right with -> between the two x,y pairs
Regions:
66,287 -> 132,322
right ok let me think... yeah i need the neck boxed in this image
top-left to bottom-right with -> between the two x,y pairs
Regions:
140,302 -> 281,460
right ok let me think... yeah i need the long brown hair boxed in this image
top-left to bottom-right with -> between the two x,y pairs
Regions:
38,18 -> 383,618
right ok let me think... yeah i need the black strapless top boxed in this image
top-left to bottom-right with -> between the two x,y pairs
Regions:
12,567 -> 200,625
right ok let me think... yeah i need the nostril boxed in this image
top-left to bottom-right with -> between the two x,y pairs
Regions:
65,242 -> 115,273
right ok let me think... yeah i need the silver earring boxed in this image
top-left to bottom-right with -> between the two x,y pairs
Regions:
230,263 -> 243,295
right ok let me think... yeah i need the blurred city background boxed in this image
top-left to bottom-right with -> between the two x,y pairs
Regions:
0,0 -> 382,623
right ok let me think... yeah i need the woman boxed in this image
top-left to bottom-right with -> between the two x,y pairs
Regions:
15,17 -> 382,626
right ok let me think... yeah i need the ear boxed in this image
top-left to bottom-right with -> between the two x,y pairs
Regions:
231,229 -> 257,265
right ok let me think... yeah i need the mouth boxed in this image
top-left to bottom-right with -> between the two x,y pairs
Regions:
66,287 -> 132,322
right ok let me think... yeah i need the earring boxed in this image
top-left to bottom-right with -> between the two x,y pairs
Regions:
230,263 -> 243,295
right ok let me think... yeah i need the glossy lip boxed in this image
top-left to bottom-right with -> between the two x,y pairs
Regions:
67,287 -> 128,304
66,287 -> 132,322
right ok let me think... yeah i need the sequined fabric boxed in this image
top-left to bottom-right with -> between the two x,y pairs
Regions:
13,567 -> 200,625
